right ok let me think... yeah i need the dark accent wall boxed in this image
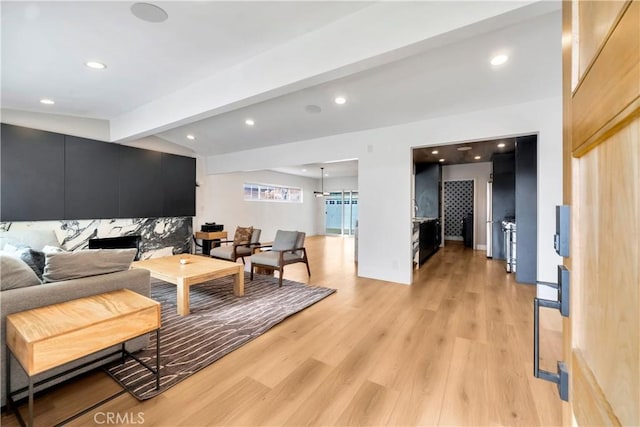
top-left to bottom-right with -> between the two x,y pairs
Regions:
65,136 -> 120,219
1,124 -> 65,220
415,162 -> 441,218
491,152 -> 516,260
162,153 -> 197,217
119,145 -> 164,218
1,124 -> 196,221
515,135 -> 537,284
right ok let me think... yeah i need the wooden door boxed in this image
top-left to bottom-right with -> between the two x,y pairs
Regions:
562,1 -> 639,425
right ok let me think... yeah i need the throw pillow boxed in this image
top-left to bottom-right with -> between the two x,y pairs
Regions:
233,226 -> 254,245
16,247 -> 46,280
42,248 -> 137,283
0,254 -> 41,290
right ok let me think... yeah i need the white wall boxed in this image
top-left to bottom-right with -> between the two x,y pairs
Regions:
323,176 -> 358,192
201,170 -> 319,242
205,96 -> 563,290
441,162 -> 492,249
1,108 -> 110,141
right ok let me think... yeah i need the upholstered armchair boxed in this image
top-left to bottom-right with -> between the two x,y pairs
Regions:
250,230 -> 310,287
210,227 -> 261,264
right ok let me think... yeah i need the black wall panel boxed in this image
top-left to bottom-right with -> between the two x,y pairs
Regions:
118,145 -> 163,218
1,124 -> 65,221
162,153 -> 196,217
65,136 -> 120,219
415,162 -> 441,218
491,152 -> 515,260
515,135 -> 538,284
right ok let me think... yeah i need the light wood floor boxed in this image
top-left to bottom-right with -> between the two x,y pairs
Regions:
2,236 -> 562,426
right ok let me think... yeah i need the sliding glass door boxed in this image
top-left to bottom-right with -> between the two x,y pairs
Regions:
325,191 -> 358,235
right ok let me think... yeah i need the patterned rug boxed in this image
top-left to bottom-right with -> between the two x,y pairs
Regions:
106,273 -> 336,400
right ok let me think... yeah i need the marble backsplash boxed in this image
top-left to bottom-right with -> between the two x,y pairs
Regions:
0,217 -> 192,259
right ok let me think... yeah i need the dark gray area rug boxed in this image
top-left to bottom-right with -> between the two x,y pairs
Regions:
107,273 -> 335,400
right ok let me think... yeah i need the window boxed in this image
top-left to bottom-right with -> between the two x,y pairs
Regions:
243,183 -> 303,203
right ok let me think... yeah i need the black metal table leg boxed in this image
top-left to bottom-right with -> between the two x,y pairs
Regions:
155,328 -> 161,390
28,378 -> 34,427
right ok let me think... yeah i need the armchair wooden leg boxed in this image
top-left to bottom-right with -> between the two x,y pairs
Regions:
250,265 -> 254,280
305,260 -> 311,276
278,267 -> 283,287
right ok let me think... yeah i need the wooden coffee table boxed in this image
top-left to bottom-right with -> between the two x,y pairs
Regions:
5,289 -> 161,427
131,254 -> 244,316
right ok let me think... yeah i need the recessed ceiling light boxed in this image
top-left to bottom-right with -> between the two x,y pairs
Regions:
334,96 -> 346,105
85,61 -> 106,69
302,168 -> 307,172
474,156 -> 481,160
491,54 -> 509,66
439,159 -> 445,162
245,119 -> 255,126
324,173 -> 329,177
40,99 -> 55,105
186,134 -> 195,140
498,143 -> 506,148
431,150 -> 438,154
131,2 -> 168,23
457,147 -> 472,151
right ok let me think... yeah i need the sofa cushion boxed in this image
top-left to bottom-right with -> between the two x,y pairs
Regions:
0,230 -> 59,251
42,248 -> 137,283
0,254 -> 41,290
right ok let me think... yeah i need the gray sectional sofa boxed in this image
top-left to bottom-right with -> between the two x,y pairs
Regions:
0,232 -> 152,405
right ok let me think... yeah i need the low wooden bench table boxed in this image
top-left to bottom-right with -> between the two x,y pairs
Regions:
5,289 -> 161,427
131,254 -> 244,316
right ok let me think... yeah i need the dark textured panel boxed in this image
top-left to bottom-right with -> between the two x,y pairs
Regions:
118,146 -> 163,218
515,135 -> 537,284
415,163 -> 441,218
491,152 -> 515,260
444,180 -> 473,237
1,124 -> 65,221
161,153 -> 196,217
65,136 -> 120,219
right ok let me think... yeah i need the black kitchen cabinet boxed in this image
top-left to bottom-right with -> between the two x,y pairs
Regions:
415,163 -> 441,218
491,152 -> 515,260
418,219 -> 440,265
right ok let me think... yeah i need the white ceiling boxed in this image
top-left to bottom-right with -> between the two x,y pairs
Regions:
1,1 -> 562,174
1,1 -> 371,118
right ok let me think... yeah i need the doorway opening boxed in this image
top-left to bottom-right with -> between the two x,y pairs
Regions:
442,179 -> 475,247
325,190 -> 359,236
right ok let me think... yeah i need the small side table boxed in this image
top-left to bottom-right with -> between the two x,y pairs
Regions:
5,289 -> 161,427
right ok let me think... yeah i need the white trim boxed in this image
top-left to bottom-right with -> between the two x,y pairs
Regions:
476,244 -> 487,250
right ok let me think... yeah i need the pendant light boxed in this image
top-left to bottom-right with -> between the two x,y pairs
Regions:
314,167 -> 330,197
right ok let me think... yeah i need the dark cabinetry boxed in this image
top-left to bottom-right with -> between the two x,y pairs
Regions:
119,146 -> 164,218
515,135 -> 537,284
65,136 -> 120,219
1,125 -> 65,221
491,152 -> 515,260
162,153 -> 197,217
418,219 -> 440,265
415,163 -> 441,218
0,124 -> 196,221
